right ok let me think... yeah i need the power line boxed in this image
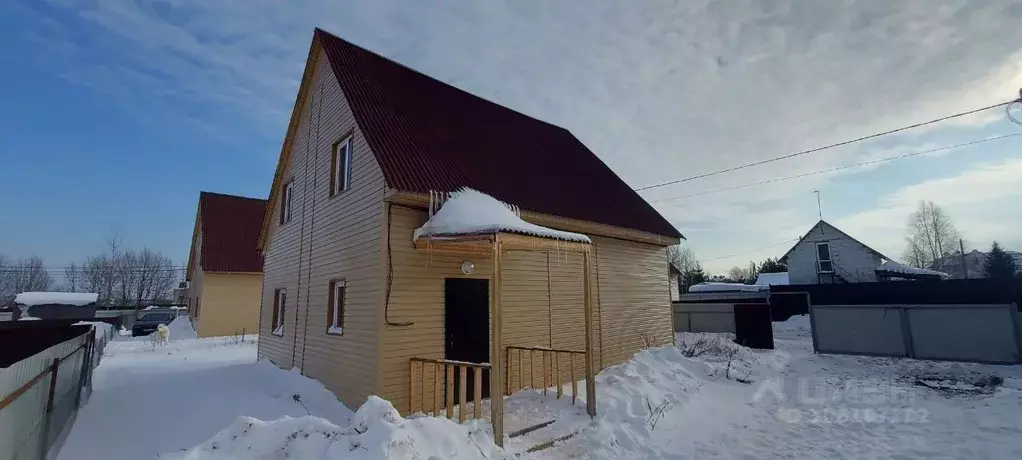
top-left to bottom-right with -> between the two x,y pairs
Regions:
651,134 -> 1020,203
0,268 -> 186,274
703,238 -> 800,262
634,98 -> 1021,192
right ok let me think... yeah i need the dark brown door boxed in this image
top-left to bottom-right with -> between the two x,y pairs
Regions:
445,278 -> 490,400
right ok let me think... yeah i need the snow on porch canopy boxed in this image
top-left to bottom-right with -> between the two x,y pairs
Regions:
413,188 -> 591,243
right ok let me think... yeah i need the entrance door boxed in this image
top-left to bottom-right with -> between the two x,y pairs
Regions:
445,278 -> 490,400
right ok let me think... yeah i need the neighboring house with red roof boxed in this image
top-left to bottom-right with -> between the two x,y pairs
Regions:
256,28 -> 682,423
186,192 -> 266,338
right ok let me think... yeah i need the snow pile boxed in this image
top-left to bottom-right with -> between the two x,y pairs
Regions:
878,260 -> 948,278
18,316 -> 41,321
577,346 -> 705,458
162,396 -> 510,460
755,272 -> 789,286
413,188 -> 591,243
772,314 -> 812,341
73,321 -> 115,341
14,291 -> 99,306
688,282 -> 767,292
167,315 -> 198,340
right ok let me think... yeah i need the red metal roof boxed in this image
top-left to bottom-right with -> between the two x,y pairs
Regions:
315,29 -> 682,239
199,192 -> 266,273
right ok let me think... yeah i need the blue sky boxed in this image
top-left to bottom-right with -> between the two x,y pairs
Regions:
1,0 -> 1021,275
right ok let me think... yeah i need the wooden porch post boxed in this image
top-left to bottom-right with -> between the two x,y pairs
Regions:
583,248 -> 596,417
491,235 -> 504,446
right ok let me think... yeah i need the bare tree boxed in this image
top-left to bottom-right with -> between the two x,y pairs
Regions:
69,231 -> 179,308
0,254 -> 11,298
902,237 -> 928,269
80,233 -> 123,306
727,266 -> 750,282
120,248 -> 177,307
82,254 -> 116,306
905,201 -> 961,268
4,256 -> 54,293
64,262 -> 81,292
666,245 -> 698,272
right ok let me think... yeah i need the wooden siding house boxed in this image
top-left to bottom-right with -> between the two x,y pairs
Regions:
779,220 -> 888,284
185,192 -> 266,338
256,28 -> 683,443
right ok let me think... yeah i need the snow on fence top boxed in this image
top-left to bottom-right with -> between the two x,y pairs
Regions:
688,282 -> 768,293
413,187 -> 591,243
878,260 -> 949,278
14,292 -> 99,306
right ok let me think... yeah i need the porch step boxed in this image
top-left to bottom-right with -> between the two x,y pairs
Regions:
526,432 -> 579,454
508,420 -> 556,439
505,419 -> 580,455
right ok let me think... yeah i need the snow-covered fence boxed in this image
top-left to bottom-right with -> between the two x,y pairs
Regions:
810,304 -> 1022,364
0,325 -> 97,460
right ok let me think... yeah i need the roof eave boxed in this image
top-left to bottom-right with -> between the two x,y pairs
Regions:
387,189 -> 680,246
185,196 -> 203,282
258,32 -> 323,251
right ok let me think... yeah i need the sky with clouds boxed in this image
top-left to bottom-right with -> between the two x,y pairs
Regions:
1,0 -> 1021,275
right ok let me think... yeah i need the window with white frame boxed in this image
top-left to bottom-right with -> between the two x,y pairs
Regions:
272,288 -> 287,336
327,279 -> 345,335
331,136 -> 353,196
816,242 -> 833,273
280,180 -> 295,224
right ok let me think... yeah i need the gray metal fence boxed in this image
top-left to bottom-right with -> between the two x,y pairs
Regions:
810,304 -> 1022,364
0,325 -> 110,460
674,303 -> 736,333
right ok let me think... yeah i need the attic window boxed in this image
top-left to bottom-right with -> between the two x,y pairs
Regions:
816,242 -> 833,273
330,135 -> 353,196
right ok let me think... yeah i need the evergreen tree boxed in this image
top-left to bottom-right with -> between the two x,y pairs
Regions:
984,242 -> 1018,279
758,258 -> 788,274
680,264 -> 707,291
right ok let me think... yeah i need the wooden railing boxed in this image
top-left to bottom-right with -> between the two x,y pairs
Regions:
506,346 -> 586,404
409,358 -> 491,423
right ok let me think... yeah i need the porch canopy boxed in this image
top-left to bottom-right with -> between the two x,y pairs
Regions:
412,188 -> 597,445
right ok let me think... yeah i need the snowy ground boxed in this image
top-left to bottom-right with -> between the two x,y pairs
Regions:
519,316 -> 1022,459
56,315 -> 1022,459
55,318 -> 351,460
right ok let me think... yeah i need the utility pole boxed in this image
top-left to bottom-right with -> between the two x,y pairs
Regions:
959,238 -> 968,279
813,190 -> 822,221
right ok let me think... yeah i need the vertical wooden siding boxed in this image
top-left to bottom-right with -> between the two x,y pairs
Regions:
257,46 -> 386,409
382,205 -> 623,414
593,236 -> 673,366
380,205 -> 494,413
196,273 -> 262,338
